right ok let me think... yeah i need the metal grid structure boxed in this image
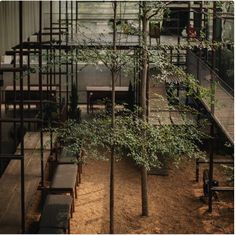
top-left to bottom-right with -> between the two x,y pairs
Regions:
0,1 -> 234,233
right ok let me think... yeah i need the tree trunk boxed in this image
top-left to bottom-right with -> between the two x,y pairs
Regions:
110,70 -> 115,234
140,2 -> 149,217
110,2 -> 117,233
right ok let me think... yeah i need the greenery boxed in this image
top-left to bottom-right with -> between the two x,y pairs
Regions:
221,164 -> 234,185
36,2 -> 230,225
41,100 -> 58,126
54,109 -> 207,171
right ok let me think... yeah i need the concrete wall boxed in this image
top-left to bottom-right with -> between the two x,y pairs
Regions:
0,1 -> 56,57
2,63 -> 132,103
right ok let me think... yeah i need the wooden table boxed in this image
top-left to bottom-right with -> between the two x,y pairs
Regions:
86,86 -> 129,113
4,85 -> 57,111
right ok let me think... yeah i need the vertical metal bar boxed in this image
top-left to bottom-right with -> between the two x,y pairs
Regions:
66,1 -> 69,113
196,160 -> 199,182
71,0 -> 74,90
19,1 -> 25,233
146,60 -> 149,118
137,2 -> 141,106
49,0 -> 53,153
50,0 -> 53,93
208,2 -> 216,213
200,1 -> 203,39
20,158 -> 25,233
177,19 -> 180,65
70,0 -> 74,109
46,49 -> 49,95
76,48 -> 78,94
27,38 -> 31,130
13,50 -> 17,147
187,1 -> 191,43
0,67 -> 1,147
75,1 -> 78,98
198,49 -> 202,86
196,50 -> 200,94
39,1 -> 44,189
71,1 -> 73,41
208,121 -> 214,212
71,52 -> 74,88
133,49 -> 136,105
76,1 -> 78,34
53,48 -> 56,85
59,0 -> 62,117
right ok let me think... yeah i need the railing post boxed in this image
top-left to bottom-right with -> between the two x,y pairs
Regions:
39,1 -> 44,190
208,1 -> 216,213
19,1 -> 25,232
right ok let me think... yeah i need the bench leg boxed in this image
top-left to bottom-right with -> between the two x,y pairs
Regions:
70,204 -> 73,218
68,219 -> 70,234
71,191 -> 75,212
75,186 -> 77,199
79,164 -> 82,183
196,160 -> 199,182
79,172 -> 81,184
76,172 -> 79,187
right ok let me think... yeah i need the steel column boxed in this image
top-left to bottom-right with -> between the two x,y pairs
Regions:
19,1 -> 25,233
208,2 -> 216,213
39,1 -> 44,189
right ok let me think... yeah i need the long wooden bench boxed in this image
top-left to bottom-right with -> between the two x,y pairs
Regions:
211,186 -> 234,192
86,86 -> 129,114
39,194 -> 72,234
4,85 -> 57,112
56,147 -> 82,183
50,164 -> 78,212
38,227 -> 64,234
195,158 -> 234,182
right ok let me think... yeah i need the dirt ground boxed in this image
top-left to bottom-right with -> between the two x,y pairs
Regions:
70,157 -> 234,234
25,154 -> 234,234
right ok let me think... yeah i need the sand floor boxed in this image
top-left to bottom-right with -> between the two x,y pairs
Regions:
69,157 -> 234,234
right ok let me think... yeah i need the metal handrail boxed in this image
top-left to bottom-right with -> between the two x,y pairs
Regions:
188,50 -> 234,97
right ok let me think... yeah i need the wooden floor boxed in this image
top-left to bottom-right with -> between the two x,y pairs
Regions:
201,76 -> 234,144
148,81 -> 186,126
148,77 -> 234,146
0,132 -> 55,234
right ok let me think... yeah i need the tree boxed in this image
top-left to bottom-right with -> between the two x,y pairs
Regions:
70,3 -> 123,233
52,1 -> 219,231
140,1 -> 149,216
139,0 -> 172,217
110,2 -> 117,233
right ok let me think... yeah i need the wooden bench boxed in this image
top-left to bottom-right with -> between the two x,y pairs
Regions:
86,86 -> 129,113
4,85 -> 57,112
39,194 -> 72,234
211,186 -> 234,192
195,158 -> 234,182
50,164 -> 78,213
38,227 -> 64,234
5,100 -> 56,112
57,147 -> 82,183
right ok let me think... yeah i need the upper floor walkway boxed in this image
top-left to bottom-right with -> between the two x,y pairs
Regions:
187,50 -> 234,144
